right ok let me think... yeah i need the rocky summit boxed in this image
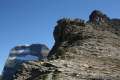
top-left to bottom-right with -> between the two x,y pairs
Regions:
2,10 -> 120,80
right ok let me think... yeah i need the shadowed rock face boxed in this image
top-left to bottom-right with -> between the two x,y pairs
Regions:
2,10 -> 120,80
2,44 -> 49,80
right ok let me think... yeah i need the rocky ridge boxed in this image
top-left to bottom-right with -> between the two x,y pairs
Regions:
2,10 -> 120,80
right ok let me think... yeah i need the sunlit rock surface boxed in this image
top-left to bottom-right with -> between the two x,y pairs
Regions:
2,10 -> 120,80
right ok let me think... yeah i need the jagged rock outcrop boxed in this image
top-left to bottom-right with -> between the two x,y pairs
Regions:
2,44 -> 49,80
47,10 -> 120,80
2,10 -> 120,80
89,10 -> 110,23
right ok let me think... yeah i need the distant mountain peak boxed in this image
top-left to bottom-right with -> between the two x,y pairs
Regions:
2,43 -> 49,80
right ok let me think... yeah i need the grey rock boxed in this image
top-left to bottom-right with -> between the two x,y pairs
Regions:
2,10 -> 120,80
2,44 -> 49,80
47,10 -> 120,80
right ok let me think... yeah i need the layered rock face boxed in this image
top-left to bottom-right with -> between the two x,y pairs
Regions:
2,10 -> 120,80
46,11 -> 120,80
2,44 -> 49,80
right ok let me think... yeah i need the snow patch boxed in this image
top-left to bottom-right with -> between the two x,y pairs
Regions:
11,49 -> 30,54
8,57 -> 16,60
16,55 -> 39,61
8,55 -> 39,61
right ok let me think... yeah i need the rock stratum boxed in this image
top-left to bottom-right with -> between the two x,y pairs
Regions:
2,10 -> 120,80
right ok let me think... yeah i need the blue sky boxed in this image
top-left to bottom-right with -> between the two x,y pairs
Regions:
0,0 -> 120,74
